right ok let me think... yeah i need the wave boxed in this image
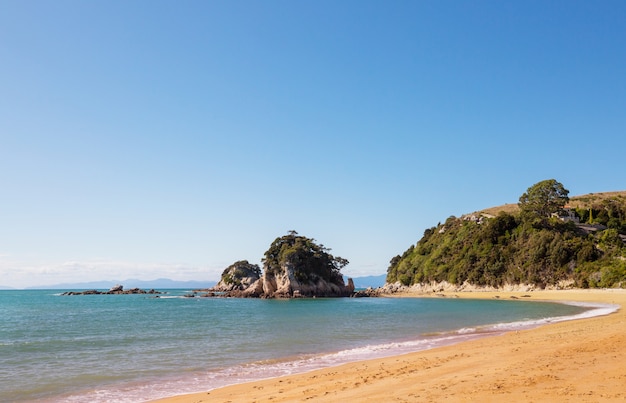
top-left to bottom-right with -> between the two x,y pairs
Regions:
431,300 -> 619,337
479,300 -> 618,332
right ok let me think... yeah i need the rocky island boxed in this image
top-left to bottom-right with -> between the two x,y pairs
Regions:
62,285 -> 165,295
200,231 -> 357,298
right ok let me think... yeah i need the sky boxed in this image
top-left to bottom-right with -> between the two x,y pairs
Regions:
1,1 -> 625,288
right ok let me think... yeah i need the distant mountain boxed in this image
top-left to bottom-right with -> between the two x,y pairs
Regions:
26,278 -> 217,290
350,274 -> 387,289
23,275 -> 386,291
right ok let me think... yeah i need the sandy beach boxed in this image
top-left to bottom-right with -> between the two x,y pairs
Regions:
152,289 -> 626,402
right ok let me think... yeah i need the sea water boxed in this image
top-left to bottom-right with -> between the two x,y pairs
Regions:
0,290 -> 616,402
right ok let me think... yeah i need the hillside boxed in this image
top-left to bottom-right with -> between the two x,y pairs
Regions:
387,183 -> 626,289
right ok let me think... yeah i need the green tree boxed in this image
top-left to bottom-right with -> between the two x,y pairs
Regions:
262,232 -> 348,284
518,179 -> 569,219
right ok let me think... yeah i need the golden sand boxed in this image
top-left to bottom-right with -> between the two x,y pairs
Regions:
152,289 -> 626,402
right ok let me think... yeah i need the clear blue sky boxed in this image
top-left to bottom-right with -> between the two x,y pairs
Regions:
1,1 -> 625,288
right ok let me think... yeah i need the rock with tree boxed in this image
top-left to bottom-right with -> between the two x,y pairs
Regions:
211,260 -> 261,292
212,231 -> 355,298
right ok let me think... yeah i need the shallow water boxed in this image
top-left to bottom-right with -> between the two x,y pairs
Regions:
0,290 -> 609,402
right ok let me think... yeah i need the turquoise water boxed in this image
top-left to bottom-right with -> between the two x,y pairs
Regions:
0,290 -> 610,402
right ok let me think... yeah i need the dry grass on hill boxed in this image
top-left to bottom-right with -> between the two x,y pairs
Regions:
475,190 -> 626,217
567,190 -> 626,208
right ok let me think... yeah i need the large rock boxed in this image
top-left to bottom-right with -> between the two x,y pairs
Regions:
212,260 -> 262,292
234,262 -> 353,298
210,233 -> 357,298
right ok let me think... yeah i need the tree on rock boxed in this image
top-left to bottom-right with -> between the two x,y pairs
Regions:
263,232 -> 349,286
518,179 -> 569,219
210,232 -> 353,298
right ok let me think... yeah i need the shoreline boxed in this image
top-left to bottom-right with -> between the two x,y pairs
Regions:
151,289 -> 626,402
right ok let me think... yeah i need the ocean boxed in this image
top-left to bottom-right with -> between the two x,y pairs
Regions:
0,290 -> 615,402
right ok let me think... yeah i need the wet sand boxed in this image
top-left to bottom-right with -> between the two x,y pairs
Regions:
152,289 -> 626,402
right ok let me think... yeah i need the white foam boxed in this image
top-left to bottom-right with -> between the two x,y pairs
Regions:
456,327 -> 478,334
479,301 -> 619,332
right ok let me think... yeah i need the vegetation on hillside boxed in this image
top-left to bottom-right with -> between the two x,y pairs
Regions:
263,231 -> 349,284
387,180 -> 626,288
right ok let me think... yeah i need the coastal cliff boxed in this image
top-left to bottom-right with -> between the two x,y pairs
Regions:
257,262 -> 355,298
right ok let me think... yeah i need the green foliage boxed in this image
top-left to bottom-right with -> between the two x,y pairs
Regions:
588,198 -> 626,232
262,231 -> 348,285
575,258 -> 626,288
387,181 -> 626,289
518,179 -> 569,219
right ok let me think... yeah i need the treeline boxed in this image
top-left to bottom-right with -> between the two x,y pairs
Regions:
387,181 -> 626,288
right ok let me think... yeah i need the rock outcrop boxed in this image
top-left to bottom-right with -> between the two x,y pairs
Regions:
352,285 -> 380,297
109,284 -> 124,292
211,262 -> 355,298
211,260 -> 261,292
62,285 -> 164,295
377,280 -> 576,295
263,262 -> 354,298
209,232 -> 356,298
